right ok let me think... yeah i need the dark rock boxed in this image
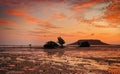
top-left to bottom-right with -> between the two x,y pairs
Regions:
43,41 -> 59,49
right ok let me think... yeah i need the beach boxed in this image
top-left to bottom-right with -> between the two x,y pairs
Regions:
0,46 -> 120,74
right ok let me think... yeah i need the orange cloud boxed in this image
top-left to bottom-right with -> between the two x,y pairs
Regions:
71,0 -> 105,10
72,2 -> 97,10
0,0 -> 65,7
51,13 -> 67,20
29,29 -> 51,35
93,24 -> 108,28
5,9 -> 30,18
72,0 -> 120,28
5,9 -> 60,29
0,19 -> 16,25
0,0 -> 23,6
104,1 -> 120,25
27,17 -> 61,29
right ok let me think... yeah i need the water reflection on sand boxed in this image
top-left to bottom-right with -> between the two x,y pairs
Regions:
0,46 -> 120,74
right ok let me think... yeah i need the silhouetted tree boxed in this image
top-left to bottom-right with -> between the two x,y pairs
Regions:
57,37 -> 65,47
79,41 -> 90,47
43,41 -> 59,49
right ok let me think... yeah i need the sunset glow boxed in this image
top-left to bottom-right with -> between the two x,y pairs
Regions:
0,0 -> 120,45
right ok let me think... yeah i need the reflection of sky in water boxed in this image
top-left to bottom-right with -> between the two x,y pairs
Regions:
0,47 -> 120,73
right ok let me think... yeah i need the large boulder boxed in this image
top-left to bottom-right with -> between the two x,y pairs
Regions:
43,41 -> 59,49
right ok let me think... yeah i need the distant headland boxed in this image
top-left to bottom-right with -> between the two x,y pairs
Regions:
69,39 -> 109,45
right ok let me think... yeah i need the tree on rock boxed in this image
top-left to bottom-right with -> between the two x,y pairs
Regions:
57,37 -> 65,47
44,41 -> 59,49
79,41 -> 90,47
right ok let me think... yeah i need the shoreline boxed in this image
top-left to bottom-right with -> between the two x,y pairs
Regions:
0,45 -> 120,48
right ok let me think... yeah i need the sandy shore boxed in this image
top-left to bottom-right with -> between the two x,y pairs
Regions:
0,46 -> 120,74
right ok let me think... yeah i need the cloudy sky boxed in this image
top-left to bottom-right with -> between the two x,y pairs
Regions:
0,0 -> 120,45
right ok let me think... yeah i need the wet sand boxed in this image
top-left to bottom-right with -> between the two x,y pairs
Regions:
0,46 -> 120,74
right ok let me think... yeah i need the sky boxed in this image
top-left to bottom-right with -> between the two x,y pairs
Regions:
0,0 -> 120,45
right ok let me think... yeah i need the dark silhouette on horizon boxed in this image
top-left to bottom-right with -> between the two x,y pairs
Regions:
29,44 -> 32,48
43,41 -> 59,49
79,41 -> 90,47
57,37 -> 65,47
69,39 -> 109,45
